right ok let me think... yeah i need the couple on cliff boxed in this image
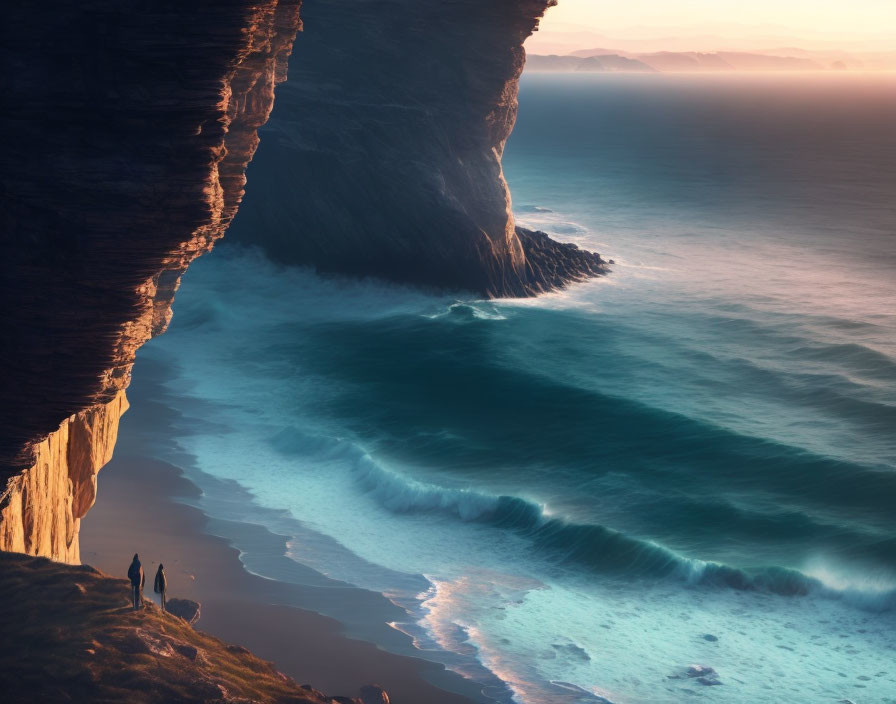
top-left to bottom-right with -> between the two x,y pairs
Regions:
127,554 -> 167,611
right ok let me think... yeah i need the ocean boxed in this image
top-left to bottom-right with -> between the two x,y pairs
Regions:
124,73 -> 896,703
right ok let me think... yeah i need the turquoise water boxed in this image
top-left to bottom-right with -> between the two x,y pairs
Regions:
136,74 -> 896,703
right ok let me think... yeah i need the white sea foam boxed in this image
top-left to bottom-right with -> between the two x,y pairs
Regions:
423,301 -> 509,321
131,74 -> 896,704
143,241 -> 896,703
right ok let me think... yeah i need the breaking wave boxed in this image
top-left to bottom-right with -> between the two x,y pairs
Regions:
351,454 -> 896,611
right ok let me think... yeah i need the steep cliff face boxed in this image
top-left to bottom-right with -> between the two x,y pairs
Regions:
231,0 -> 607,296
0,0 -> 604,564
0,1 -> 302,562
0,393 -> 128,563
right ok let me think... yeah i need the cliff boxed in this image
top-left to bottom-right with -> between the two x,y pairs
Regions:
0,0 -> 302,562
230,0 -> 607,296
0,0 -> 605,565
0,551 -> 385,703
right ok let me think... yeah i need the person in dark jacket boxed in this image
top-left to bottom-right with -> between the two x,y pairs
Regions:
127,553 -> 145,610
153,563 -> 168,611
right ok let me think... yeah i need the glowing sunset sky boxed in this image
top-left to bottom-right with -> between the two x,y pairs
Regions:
528,0 -> 896,54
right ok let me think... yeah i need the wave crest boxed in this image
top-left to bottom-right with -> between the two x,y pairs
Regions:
351,455 -> 896,611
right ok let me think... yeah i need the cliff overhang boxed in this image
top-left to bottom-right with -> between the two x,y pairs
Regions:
1,0 -> 302,562
0,0 -> 605,565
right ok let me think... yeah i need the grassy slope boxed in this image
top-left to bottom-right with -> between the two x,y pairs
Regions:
0,551 -> 329,703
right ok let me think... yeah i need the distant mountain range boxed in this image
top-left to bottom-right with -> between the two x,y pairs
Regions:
526,47 -> 896,73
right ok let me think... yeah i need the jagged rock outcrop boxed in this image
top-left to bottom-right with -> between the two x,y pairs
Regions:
517,227 -> 608,293
0,0 -> 302,562
230,0 -> 607,296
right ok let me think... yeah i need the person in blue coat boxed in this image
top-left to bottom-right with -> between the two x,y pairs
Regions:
127,554 -> 145,610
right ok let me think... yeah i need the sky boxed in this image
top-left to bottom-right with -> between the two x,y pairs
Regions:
526,0 -> 896,54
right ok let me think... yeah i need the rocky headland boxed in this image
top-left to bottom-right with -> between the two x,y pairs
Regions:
230,0 -> 608,297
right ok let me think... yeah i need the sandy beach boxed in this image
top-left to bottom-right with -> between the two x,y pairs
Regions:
78,358 -> 486,704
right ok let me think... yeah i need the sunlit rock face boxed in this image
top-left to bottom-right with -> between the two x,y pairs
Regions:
232,0 -> 607,297
0,0 -> 302,562
0,0 -> 603,563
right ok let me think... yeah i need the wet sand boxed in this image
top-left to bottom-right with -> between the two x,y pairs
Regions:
79,358 -> 487,704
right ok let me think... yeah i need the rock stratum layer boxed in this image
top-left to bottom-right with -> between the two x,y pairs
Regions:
231,0 -> 607,296
0,0 -> 302,562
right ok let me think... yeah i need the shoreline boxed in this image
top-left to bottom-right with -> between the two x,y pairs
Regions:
78,357 -> 490,704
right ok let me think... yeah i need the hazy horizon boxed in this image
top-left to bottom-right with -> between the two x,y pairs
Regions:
527,0 -> 896,56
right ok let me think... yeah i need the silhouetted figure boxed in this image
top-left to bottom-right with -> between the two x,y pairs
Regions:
127,553 -> 144,610
153,563 -> 168,611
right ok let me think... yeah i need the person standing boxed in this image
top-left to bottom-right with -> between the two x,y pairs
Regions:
153,563 -> 168,612
127,554 -> 145,610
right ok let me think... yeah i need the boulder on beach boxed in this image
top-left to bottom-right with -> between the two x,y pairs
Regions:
166,598 -> 201,625
359,684 -> 391,704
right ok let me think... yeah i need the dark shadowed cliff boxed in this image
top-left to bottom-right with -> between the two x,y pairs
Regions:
230,0 -> 607,297
0,3 -> 603,701
0,0 -> 605,565
0,0 -> 302,561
